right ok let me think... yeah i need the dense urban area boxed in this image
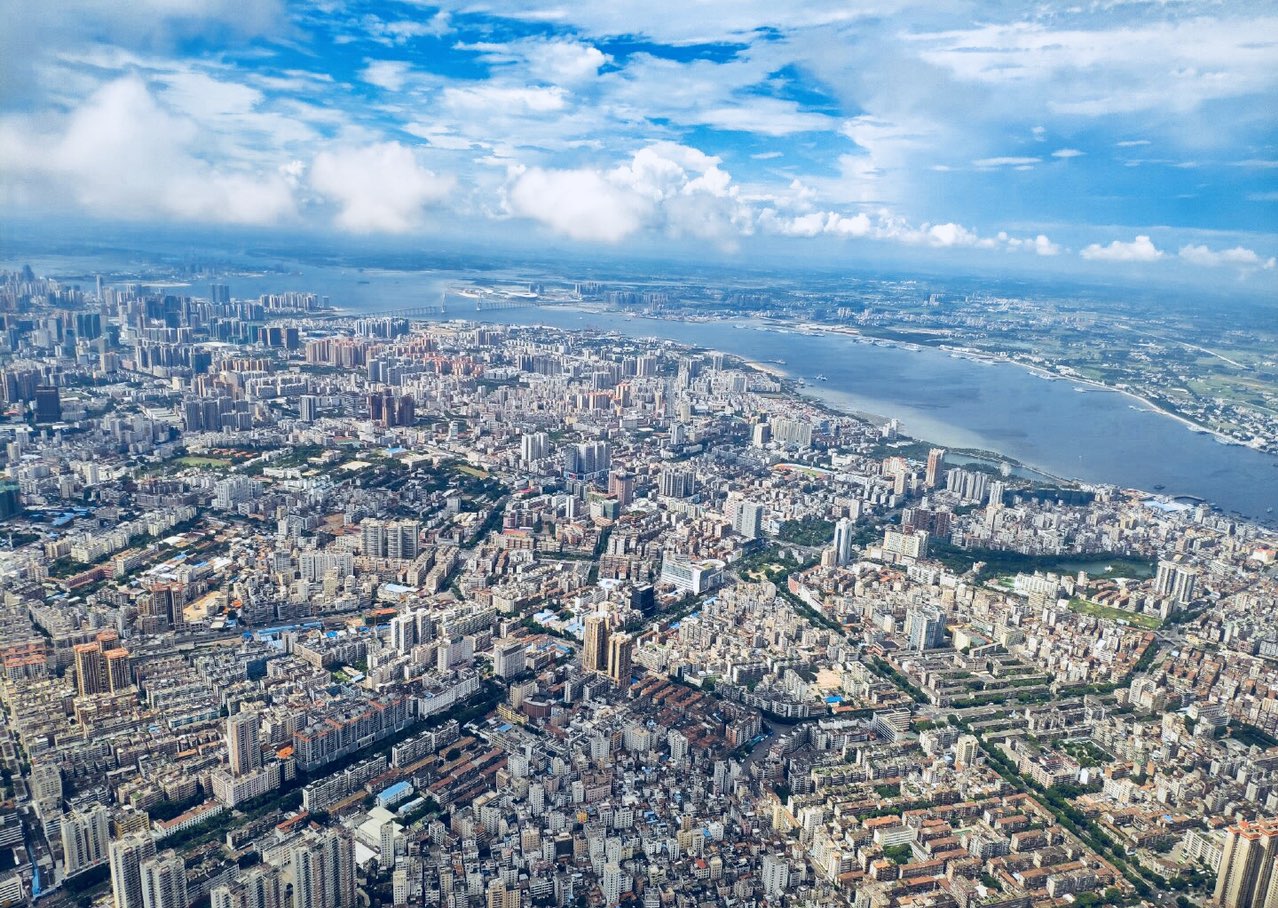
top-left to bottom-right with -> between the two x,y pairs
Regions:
0,266 -> 1276,908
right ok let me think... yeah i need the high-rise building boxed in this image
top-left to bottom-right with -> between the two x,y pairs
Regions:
607,470 -> 635,507
299,395 -> 318,423
751,422 -> 771,448
62,804 -> 110,875
761,854 -> 790,899
289,827 -> 355,908
139,850 -> 187,908
563,441 -> 610,482
658,467 -> 696,499
925,447 -> 947,489
905,607 -> 947,651
520,432 -> 549,465
954,734 -> 980,770
883,527 -> 930,562
1154,559 -> 1199,605
226,711 -> 262,778
211,865 -> 284,908
105,648 -> 132,692
110,832 -> 157,908
582,614 -> 609,674
732,500 -> 764,539
1214,819 -> 1278,908
833,518 -> 855,565
74,642 -> 107,697
606,633 -> 634,688
34,385 -> 61,424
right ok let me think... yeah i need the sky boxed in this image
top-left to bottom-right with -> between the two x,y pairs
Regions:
0,1 -> 1276,285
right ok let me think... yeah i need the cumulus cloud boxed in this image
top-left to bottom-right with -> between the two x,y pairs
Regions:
0,75 -> 296,224
309,143 -> 453,233
1080,235 -> 1163,262
1179,244 -> 1275,269
504,142 -> 751,247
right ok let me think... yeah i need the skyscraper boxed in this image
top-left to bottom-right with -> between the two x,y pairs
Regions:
226,710 -> 262,777
1214,819 -> 1278,908
140,850 -> 187,908
110,832 -> 157,908
299,395 -> 318,423
833,517 -> 854,565
582,614 -> 609,674
34,385 -> 61,423
607,632 -> 634,688
925,447 -> 947,489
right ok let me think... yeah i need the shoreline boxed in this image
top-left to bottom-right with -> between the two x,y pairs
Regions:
647,310 -> 1261,453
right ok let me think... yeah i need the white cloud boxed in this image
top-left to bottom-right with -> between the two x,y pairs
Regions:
362,61 -> 414,92
505,142 -> 753,247
1116,139 -> 1151,147
1051,148 -> 1084,158
309,143 -> 452,233
1179,244 -> 1275,269
506,166 -> 652,243
442,84 -> 568,113
973,156 -> 1041,168
0,75 -> 296,224
1080,235 -> 1163,262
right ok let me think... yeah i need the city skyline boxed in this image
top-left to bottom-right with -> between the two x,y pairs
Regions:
1,2 -> 1276,286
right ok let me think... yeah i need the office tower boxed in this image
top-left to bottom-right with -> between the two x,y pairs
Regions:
833,517 -> 855,565
110,832 -> 157,908
226,711 -> 262,777
34,385 -> 61,423
606,632 -> 633,688
289,827 -> 356,908
905,607 -> 947,651
74,642 -> 106,697
105,648 -> 132,692
582,614 -> 609,674
299,395 -> 318,423
211,866 -> 284,908
1214,819 -> 1278,908
140,851 -> 187,908
925,447 -> 947,489
62,804 -> 110,875
954,734 -> 980,770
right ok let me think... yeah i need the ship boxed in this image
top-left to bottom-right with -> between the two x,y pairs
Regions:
816,375 -> 829,382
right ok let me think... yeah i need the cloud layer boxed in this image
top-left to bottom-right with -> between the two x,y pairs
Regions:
0,0 -> 1272,276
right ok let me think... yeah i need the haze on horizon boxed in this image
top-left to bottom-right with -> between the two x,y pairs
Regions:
1,1 -> 1275,289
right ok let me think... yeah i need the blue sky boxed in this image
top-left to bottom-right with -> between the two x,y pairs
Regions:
1,1 -> 1275,283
